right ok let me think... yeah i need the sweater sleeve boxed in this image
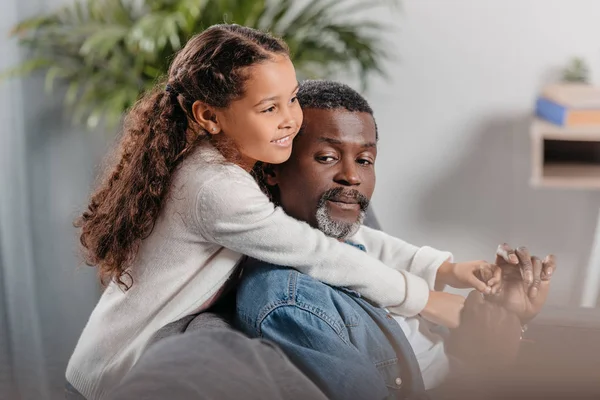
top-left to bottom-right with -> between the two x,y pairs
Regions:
354,226 -> 453,291
193,171 -> 429,317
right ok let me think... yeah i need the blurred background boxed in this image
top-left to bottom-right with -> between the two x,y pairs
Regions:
2,0 -> 600,398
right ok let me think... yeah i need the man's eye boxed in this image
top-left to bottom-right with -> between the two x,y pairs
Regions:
261,106 -> 276,113
358,158 -> 373,165
316,156 -> 336,163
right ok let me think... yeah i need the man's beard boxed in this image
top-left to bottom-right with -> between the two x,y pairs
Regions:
315,187 -> 370,240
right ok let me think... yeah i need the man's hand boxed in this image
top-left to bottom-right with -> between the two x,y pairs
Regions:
495,244 -> 555,298
446,291 -> 522,368
491,244 -> 556,322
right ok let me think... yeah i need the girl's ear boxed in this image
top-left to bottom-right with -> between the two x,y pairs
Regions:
263,164 -> 279,186
192,100 -> 221,135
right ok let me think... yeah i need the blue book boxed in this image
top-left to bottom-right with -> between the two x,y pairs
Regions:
535,97 -> 600,126
535,97 -> 568,125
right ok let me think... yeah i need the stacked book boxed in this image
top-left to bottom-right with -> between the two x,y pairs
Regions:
536,84 -> 600,127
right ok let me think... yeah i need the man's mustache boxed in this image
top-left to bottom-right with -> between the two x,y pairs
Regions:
318,187 -> 370,211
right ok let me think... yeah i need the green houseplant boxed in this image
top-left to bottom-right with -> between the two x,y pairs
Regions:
562,57 -> 590,84
4,0 -> 399,129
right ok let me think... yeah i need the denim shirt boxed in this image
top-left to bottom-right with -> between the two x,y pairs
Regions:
235,250 -> 428,400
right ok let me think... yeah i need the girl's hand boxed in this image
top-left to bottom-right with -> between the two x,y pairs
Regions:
419,291 -> 465,329
436,260 -> 502,295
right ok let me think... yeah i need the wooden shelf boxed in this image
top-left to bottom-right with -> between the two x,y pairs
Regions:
531,119 -> 600,142
531,163 -> 600,189
530,119 -> 600,190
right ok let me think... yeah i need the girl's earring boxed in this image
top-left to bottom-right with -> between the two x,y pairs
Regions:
212,127 -> 216,132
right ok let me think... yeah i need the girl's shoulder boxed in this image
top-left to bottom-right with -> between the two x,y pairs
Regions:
174,142 -> 252,193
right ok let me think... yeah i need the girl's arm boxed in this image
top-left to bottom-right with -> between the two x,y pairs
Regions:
353,226 -> 452,290
194,172 -> 429,317
355,227 -> 496,294
419,291 -> 465,329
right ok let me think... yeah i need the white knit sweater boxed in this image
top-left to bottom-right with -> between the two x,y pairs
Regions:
66,142 -> 450,400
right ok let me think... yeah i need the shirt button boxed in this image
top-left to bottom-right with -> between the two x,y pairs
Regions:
395,377 -> 403,386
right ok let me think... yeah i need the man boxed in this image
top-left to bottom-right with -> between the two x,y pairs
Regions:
235,80 -> 554,400
106,80 -> 554,400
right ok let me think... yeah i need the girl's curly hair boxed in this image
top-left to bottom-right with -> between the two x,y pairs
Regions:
75,24 -> 288,288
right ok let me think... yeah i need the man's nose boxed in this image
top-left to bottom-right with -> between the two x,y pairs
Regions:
333,159 -> 361,186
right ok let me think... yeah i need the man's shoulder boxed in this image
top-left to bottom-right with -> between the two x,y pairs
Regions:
237,259 -> 338,306
237,259 -> 297,306
235,259 -> 354,333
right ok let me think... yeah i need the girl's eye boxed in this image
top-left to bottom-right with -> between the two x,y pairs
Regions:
290,96 -> 298,104
262,106 -> 276,113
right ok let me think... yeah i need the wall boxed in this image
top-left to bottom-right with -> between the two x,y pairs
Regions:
361,0 -> 600,306
0,0 -> 108,396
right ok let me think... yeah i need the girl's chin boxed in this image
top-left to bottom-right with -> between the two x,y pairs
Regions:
261,148 -> 293,165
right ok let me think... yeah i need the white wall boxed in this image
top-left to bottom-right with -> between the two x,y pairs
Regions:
360,0 -> 600,306
1,0 -> 108,396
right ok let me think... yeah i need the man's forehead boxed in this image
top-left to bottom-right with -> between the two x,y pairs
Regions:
300,108 -> 377,144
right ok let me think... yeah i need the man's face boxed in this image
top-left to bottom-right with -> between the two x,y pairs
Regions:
267,108 -> 377,239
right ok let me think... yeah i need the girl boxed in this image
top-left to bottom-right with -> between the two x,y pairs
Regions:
66,24 -> 497,399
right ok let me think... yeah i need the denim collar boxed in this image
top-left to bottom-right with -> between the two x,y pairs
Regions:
345,241 -> 366,252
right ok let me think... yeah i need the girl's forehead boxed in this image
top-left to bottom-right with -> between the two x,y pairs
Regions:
241,56 -> 298,103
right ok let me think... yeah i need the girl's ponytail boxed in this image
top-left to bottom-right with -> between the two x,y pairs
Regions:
76,87 -> 191,288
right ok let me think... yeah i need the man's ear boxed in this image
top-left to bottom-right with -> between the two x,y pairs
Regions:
262,163 -> 279,186
191,100 -> 221,134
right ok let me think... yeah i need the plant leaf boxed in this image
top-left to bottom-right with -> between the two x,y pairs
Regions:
1,0 -> 401,130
